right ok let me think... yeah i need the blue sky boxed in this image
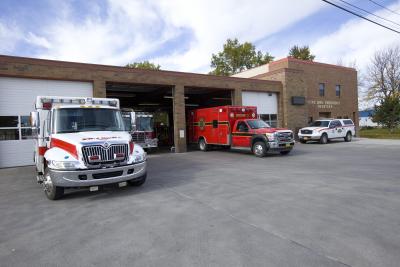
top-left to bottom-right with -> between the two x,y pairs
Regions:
0,0 -> 399,74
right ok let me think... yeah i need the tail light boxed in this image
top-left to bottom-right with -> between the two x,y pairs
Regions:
43,102 -> 52,110
129,141 -> 134,154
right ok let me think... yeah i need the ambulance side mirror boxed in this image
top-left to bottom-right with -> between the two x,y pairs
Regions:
30,111 -> 40,138
30,111 -> 40,129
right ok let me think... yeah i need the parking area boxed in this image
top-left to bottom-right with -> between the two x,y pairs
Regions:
1,138 -> 400,267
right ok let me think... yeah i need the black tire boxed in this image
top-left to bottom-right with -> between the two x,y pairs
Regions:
43,168 -> 64,200
344,131 -> 352,142
128,173 -> 147,187
280,150 -> 291,155
299,139 -> 307,144
252,141 -> 267,157
319,134 -> 328,144
198,138 -> 208,151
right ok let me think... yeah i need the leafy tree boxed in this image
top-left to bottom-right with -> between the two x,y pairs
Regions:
367,46 -> 400,131
210,38 -> 274,76
372,94 -> 400,131
288,45 -> 315,61
126,60 -> 161,70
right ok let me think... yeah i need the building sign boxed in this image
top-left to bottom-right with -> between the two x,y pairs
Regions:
308,100 -> 340,109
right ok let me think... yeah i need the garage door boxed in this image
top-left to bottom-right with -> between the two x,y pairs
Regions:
242,91 -> 278,127
0,77 -> 93,168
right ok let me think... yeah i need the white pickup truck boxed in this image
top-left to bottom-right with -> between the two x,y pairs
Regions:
298,119 -> 356,144
31,96 -> 147,200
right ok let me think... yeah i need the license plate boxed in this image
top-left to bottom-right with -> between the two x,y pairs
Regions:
89,186 -> 99,192
118,182 -> 127,187
285,143 -> 291,147
304,137 -> 309,140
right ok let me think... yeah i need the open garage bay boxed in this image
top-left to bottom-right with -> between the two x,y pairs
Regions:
1,139 -> 400,267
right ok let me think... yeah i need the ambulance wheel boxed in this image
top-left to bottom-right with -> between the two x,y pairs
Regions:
252,141 -> 267,157
344,132 -> 352,142
43,168 -> 64,200
280,150 -> 291,155
199,138 -> 208,151
319,134 -> 328,144
128,173 -> 147,186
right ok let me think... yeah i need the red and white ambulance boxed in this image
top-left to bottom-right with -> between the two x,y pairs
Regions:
31,96 -> 147,200
188,106 -> 294,157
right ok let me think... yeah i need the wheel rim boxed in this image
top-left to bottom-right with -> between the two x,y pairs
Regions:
347,133 -> 352,140
254,144 -> 263,155
199,141 -> 205,150
322,135 -> 327,143
43,172 -> 53,194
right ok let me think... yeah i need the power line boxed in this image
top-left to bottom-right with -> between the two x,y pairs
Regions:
322,0 -> 400,34
337,0 -> 400,28
368,0 -> 400,17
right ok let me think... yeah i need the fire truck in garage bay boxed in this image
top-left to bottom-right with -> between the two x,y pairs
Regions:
188,106 -> 294,157
30,96 -> 147,200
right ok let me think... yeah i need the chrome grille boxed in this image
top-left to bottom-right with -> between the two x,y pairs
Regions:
132,132 -> 146,143
277,132 -> 293,142
82,144 -> 129,165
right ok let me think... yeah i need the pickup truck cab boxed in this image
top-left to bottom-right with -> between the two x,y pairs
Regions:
298,119 -> 356,144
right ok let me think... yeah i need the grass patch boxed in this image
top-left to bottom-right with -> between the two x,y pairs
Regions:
359,128 -> 400,139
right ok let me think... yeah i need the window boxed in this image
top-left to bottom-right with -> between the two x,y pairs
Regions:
319,83 -> 325,97
0,115 -> 33,141
343,119 -> 354,125
336,85 -> 341,97
260,114 -> 277,128
236,121 -> 249,132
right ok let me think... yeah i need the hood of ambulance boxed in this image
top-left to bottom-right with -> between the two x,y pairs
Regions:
51,131 -> 130,147
252,128 -> 292,134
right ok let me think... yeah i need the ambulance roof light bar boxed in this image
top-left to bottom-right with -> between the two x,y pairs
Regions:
39,96 -> 119,109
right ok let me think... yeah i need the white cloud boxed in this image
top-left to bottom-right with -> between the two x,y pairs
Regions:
5,0 -> 324,72
311,1 -> 400,73
0,22 -> 22,53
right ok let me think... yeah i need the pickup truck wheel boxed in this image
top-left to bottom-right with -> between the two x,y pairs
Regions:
128,173 -> 147,186
43,168 -> 64,200
253,141 -> 267,157
280,150 -> 291,155
344,132 -> 352,142
198,138 -> 208,151
319,134 -> 328,144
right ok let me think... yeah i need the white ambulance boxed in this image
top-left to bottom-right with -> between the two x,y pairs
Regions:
31,96 -> 147,200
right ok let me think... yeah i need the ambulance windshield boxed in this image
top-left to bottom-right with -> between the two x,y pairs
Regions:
53,108 -> 125,133
247,119 -> 270,129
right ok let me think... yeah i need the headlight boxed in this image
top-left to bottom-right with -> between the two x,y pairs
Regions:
265,133 -> 276,141
48,160 -> 80,170
134,152 -> 146,162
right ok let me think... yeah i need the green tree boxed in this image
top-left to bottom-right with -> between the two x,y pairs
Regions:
210,38 -> 274,76
372,94 -> 400,131
126,60 -> 161,70
367,46 -> 400,131
288,45 -> 315,61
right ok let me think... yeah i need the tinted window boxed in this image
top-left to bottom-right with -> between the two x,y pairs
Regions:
336,85 -> 341,97
20,116 -> 31,127
236,121 -> 249,132
343,119 -> 354,125
319,83 -> 325,97
247,119 -> 270,129
0,116 -> 18,127
0,129 -> 19,140
310,120 -> 330,127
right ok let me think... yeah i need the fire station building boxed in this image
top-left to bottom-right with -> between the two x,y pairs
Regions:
0,55 -> 358,168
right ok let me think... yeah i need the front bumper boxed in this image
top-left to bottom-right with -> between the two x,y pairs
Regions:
268,141 -> 295,151
298,134 -> 321,141
48,161 -> 146,187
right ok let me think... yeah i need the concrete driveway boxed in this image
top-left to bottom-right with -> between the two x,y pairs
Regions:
1,138 -> 400,267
